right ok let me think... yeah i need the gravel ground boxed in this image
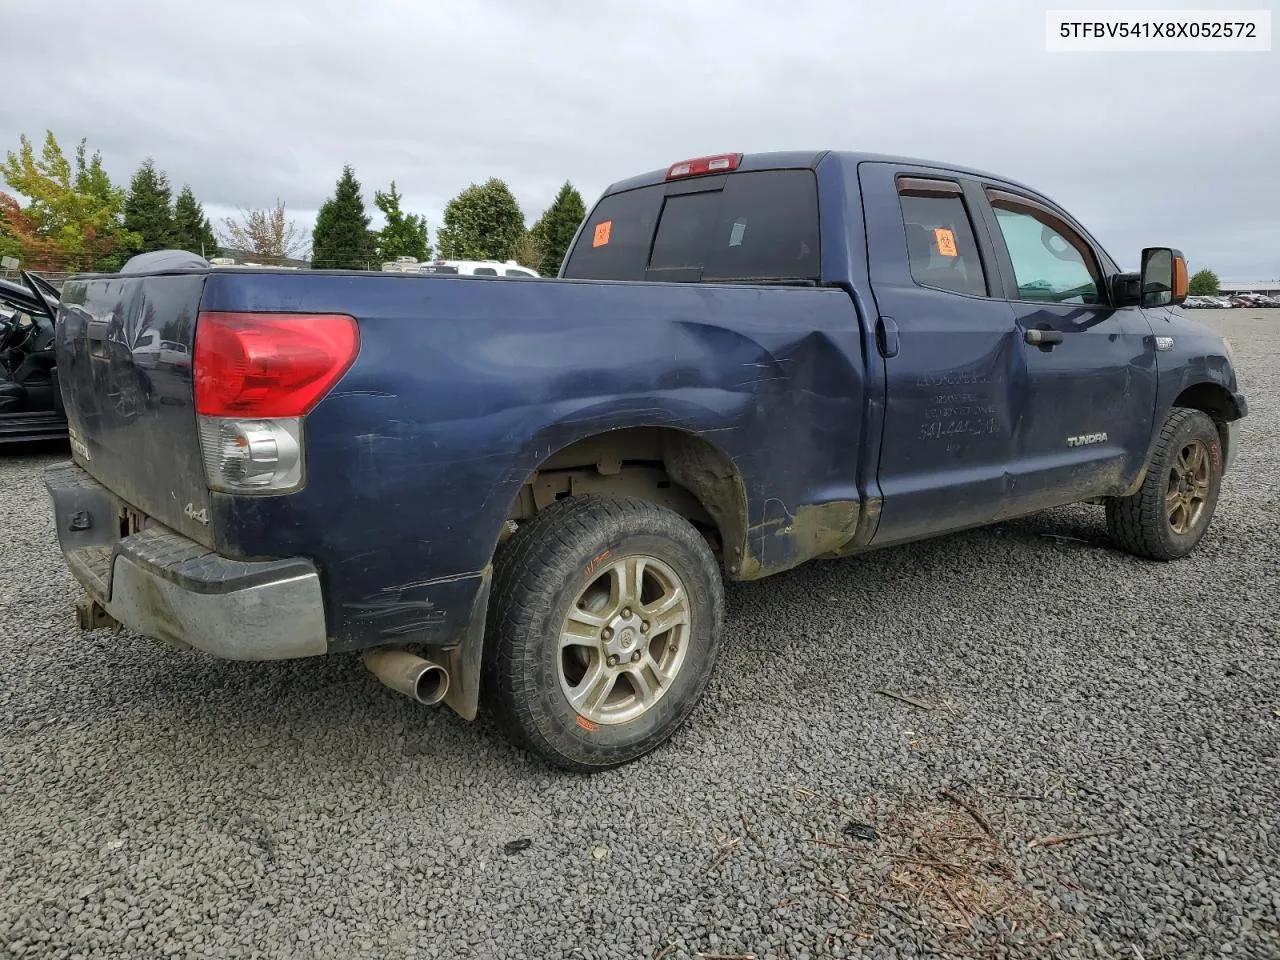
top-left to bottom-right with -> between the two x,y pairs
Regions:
2,309 -> 1277,960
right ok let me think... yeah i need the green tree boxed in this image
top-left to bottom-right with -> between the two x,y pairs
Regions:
171,184 -> 220,258
123,158 -> 175,253
0,130 -> 137,270
511,230 -> 545,272
529,181 -> 586,276
1188,268 -> 1219,297
436,178 -> 526,262
374,180 -> 430,262
311,165 -> 377,269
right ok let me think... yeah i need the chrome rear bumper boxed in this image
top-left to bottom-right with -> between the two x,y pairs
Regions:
45,461 -> 327,661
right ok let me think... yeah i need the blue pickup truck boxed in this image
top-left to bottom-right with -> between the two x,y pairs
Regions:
44,150 -> 1246,770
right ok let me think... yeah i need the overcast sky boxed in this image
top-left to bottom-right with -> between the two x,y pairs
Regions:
4,0 -> 1277,278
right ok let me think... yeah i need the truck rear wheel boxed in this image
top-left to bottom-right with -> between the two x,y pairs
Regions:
1106,407 -> 1224,561
484,494 -> 723,771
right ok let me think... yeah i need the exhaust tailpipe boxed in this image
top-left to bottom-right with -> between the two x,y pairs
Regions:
362,649 -> 449,706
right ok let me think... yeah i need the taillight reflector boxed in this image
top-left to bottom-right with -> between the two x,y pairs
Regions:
665,153 -> 742,180
194,312 -> 359,418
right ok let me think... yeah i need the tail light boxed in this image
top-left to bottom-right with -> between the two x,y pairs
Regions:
198,417 -> 304,493
194,311 -> 359,493
666,153 -> 741,180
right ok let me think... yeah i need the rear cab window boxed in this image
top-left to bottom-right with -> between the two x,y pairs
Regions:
562,169 -> 821,283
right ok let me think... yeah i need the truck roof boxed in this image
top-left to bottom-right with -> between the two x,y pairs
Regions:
601,149 -> 1037,197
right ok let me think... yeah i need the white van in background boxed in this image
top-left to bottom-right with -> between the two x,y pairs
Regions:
381,257 -> 540,278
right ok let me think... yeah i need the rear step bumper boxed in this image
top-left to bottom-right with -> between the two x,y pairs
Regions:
44,461 -> 327,661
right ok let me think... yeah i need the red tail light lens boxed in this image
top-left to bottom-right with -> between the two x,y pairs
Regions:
194,312 -> 359,417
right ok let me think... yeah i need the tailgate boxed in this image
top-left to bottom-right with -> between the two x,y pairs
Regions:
54,271 -> 213,546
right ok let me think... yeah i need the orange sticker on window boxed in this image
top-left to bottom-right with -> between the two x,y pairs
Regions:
934,227 -> 958,257
592,221 -> 612,248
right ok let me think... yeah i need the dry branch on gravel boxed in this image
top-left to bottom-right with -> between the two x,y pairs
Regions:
940,788 -> 1000,842
875,689 -> 938,710
809,791 -> 1075,950
707,836 -> 742,872
1027,828 -> 1119,849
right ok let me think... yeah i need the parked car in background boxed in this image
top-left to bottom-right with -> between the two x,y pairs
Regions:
1227,293 -> 1280,308
424,259 -> 540,278
0,273 -> 66,444
383,257 -> 540,278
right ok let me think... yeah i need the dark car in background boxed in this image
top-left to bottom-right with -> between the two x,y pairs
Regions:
0,273 -> 67,444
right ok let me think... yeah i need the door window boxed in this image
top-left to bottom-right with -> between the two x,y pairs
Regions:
896,178 -> 988,297
987,191 -> 1103,304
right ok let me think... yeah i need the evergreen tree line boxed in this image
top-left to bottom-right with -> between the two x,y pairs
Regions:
1,129 -> 588,277
310,164 -> 585,276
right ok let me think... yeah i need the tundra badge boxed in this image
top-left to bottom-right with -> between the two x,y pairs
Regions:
1067,432 -> 1108,447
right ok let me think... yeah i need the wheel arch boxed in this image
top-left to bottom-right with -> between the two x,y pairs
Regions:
1172,381 -> 1244,422
446,425 -> 748,725
498,425 -> 750,570
1171,381 -> 1244,467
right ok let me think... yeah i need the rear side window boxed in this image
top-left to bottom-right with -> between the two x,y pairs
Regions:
473,267 -> 498,276
504,269 -> 533,278
562,186 -> 661,281
896,178 -> 987,297
562,169 -> 820,283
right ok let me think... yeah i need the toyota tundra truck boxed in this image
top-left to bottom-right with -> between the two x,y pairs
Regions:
44,150 -> 1247,770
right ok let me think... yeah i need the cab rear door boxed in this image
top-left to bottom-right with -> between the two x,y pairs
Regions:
858,161 -> 1023,546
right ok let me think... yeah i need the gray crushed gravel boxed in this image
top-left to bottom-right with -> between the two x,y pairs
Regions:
1,309 -> 1277,959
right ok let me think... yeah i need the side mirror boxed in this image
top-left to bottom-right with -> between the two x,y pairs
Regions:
1140,247 -> 1188,308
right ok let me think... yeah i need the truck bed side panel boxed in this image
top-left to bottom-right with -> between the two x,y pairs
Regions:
199,272 -> 867,649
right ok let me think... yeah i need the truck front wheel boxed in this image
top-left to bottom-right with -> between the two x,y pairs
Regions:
483,494 -> 724,771
1106,407 -> 1224,561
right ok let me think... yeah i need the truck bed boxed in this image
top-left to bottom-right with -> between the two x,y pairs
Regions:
54,267 -> 871,650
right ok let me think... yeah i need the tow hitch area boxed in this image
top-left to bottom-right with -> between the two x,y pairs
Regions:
76,595 -> 120,632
